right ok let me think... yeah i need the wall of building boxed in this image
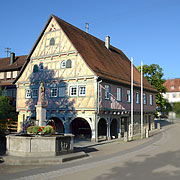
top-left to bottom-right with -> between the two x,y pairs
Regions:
163,92 -> 180,103
99,82 -> 156,112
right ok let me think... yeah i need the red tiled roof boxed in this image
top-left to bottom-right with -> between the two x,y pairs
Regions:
0,55 -> 27,72
14,15 -> 156,92
54,15 -> 156,91
164,79 -> 180,92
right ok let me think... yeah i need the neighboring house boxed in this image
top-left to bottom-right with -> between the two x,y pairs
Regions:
14,14 -> 157,141
163,78 -> 180,119
0,53 -> 27,106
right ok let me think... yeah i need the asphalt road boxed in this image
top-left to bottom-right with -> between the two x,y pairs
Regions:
1,121 -> 179,180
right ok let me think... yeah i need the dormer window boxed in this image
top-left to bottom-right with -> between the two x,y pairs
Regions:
171,85 -> 175,90
50,38 -> 55,46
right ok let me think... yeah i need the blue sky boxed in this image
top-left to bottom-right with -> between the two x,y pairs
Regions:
0,0 -> 179,79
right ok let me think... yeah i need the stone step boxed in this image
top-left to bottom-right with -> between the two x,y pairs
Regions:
2,152 -> 88,165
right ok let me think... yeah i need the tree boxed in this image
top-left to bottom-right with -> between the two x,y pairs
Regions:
173,102 -> 180,119
0,88 -> 18,138
137,64 -> 169,116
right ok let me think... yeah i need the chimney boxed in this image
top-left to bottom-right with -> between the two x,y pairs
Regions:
105,36 -> 110,49
10,52 -> 15,65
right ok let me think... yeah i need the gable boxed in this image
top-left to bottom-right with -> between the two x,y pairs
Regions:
31,18 -> 75,58
17,17 -> 95,84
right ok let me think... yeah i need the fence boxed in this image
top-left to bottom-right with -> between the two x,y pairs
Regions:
0,119 -> 17,133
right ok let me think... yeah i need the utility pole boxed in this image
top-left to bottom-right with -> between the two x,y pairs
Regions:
130,57 -> 134,140
141,60 -> 144,139
5,47 -> 11,57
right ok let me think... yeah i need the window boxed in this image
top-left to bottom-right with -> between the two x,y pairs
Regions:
127,90 -> 131,102
79,86 -> 86,96
51,88 -> 58,97
173,93 -> 176,98
105,85 -> 110,99
66,59 -> 72,68
59,87 -> 66,97
12,90 -> 16,98
13,71 -> 18,78
70,86 -> 77,96
150,94 -> 153,105
0,72 -> 4,79
6,71 -> 11,79
171,85 -> 175,90
32,89 -> 38,98
39,63 -> 43,70
61,61 -> 66,68
143,93 -> 147,104
25,89 -> 31,98
50,38 -> 55,46
7,90 -> 12,97
33,65 -> 39,73
136,92 -> 140,104
117,88 -> 122,101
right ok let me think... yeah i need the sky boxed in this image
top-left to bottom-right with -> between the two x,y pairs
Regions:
0,0 -> 179,80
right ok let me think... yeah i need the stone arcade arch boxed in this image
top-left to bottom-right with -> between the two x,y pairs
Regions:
98,118 -> 107,139
110,118 -> 118,139
48,117 -> 64,133
70,118 -> 92,139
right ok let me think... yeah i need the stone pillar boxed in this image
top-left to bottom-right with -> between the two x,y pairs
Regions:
35,104 -> 47,127
93,116 -> 99,142
118,118 -> 121,139
36,82 -> 47,127
64,121 -> 69,134
91,117 -> 96,142
124,132 -> 128,142
145,128 -> 149,138
107,118 -> 111,140
157,123 -> 161,130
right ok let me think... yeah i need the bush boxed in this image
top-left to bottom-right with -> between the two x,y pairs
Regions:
42,125 -> 54,134
27,126 -> 41,134
27,125 -> 54,135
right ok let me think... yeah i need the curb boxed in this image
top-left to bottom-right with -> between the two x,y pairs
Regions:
2,152 -> 88,165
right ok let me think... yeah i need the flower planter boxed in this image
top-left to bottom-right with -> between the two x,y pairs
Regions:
6,134 -> 74,157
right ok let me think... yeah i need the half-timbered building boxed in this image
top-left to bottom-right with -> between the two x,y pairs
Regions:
14,15 -> 156,141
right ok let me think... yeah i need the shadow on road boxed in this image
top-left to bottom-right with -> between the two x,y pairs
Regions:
95,149 -> 180,180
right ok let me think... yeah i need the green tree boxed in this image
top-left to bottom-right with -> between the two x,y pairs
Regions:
0,88 -> 12,119
173,102 -> 180,119
0,88 -> 17,128
137,64 -> 169,116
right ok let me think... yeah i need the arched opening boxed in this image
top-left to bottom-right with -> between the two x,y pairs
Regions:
47,117 -> 64,133
70,118 -> 91,139
98,118 -> 107,139
110,119 -> 118,139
